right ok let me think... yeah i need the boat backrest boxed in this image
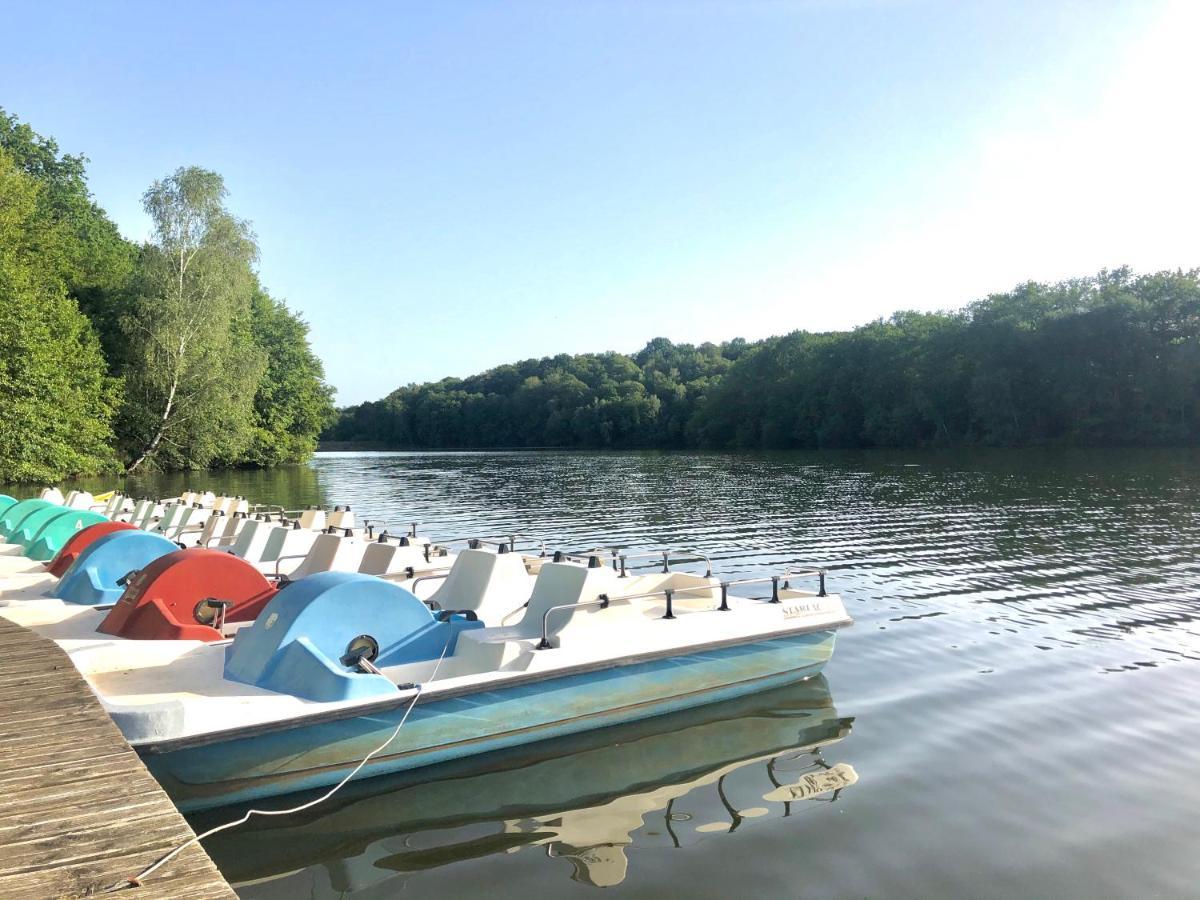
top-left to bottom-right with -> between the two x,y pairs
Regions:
356,541 -> 433,575
328,508 -> 355,530
428,548 -> 532,624
194,511 -> 227,547
63,490 -> 80,507
257,523 -> 320,564
298,508 -> 326,531
124,499 -> 155,528
169,504 -> 212,538
40,487 -> 65,504
221,514 -> 249,544
228,518 -> 270,558
286,534 -> 369,579
101,493 -> 124,517
512,561 -> 619,641
148,502 -> 187,535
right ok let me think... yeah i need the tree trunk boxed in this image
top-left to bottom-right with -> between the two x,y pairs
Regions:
126,365 -> 180,473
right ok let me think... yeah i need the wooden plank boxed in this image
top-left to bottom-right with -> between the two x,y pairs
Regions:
0,617 -> 235,898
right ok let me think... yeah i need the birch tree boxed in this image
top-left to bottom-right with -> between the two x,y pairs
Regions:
120,167 -> 265,471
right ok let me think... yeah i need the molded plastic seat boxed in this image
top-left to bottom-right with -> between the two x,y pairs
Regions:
276,533 -> 368,580
328,508 -> 355,530
148,503 -> 190,536
40,488 -> 65,505
512,563 -> 618,640
222,519 -> 272,560
192,511 -> 245,548
65,491 -> 94,510
427,548 -> 533,624
356,541 -> 437,576
298,509 -> 326,531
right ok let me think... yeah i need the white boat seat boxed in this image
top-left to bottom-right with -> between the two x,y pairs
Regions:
148,503 -> 188,536
328,508 -> 355,530
514,562 -> 622,642
356,541 -> 439,576
40,488 -> 65,504
427,549 -> 533,625
252,525 -> 320,569
276,534 -> 369,580
68,491 -> 94,510
191,512 -> 230,548
298,509 -> 326,531
134,502 -> 163,529
168,505 -> 214,540
115,498 -> 151,525
450,562 -> 624,671
221,518 -> 272,559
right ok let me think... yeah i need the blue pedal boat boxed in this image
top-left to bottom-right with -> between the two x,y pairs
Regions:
61,555 -> 852,811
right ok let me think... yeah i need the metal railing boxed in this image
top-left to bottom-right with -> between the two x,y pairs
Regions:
434,533 -> 548,556
534,566 -> 829,650
546,547 -> 713,578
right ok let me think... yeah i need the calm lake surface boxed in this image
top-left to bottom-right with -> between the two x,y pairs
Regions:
43,449 -> 1200,897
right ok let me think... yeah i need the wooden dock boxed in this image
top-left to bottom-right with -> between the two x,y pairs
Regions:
0,616 -> 236,899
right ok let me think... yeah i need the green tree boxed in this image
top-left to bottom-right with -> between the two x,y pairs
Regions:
0,149 -> 120,482
0,108 -> 136,363
240,283 -> 336,466
119,167 -> 266,471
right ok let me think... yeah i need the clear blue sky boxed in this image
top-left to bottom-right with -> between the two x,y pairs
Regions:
3,1 -> 1196,404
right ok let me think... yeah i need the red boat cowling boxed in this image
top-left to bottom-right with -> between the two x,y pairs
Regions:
48,521 -> 138,577
97,548 -> 279,641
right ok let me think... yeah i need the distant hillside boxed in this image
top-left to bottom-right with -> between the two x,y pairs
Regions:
324,268 -> 1200,451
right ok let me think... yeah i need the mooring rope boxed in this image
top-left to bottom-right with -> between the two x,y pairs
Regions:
101,632 -> 454,893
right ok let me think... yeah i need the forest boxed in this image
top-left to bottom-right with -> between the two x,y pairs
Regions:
326,267 -> 1200,451
0,109 -> 334,483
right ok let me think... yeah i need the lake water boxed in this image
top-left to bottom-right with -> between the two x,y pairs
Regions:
39,449 -> 1200,897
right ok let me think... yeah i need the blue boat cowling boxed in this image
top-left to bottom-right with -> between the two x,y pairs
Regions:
54,530 -> 180,606
224,572 -> 483,703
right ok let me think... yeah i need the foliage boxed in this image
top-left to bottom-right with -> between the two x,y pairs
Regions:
239,282 -> 336,466
0,110 -> 334,478
0,149 -> 121,482
0,107 -> 135,363
117,167 -> 266,471
327,268 -> 1200,450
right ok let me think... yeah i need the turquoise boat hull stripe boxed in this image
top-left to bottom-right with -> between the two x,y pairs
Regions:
142,629 -> 837,811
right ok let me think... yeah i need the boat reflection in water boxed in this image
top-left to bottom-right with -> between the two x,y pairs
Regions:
197,675 -> 856,894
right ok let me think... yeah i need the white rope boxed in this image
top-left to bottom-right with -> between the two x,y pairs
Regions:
103,634 -> 453,893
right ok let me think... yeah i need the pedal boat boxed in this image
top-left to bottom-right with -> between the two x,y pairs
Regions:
0,532 -> 532,643
62,555 -> 851,811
